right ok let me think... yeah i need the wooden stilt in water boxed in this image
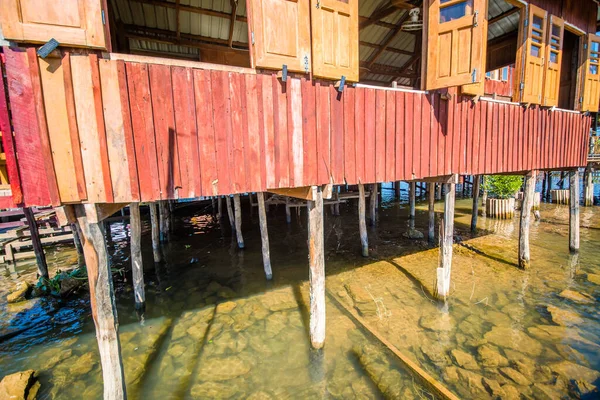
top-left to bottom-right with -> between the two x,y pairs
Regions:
149,203 -> 162,264
369,184 -> 377,226
129,203 -> 145,309
217,196 -> 223,219
257,193 -> 273,280
427,183 -> 435,244
409,182 -> 416,228
541,172 -> 548,201
358,183 -> 368,257
212,197 -> 217,215
76,206 -> 127,400
395,181 -> 401,199
308,186 -> 325,349
159,200 -> 171,242
436,182 -> 455,301
71,222 -> 83,255
481,178 -> 488,217
569,170 -> 580,253
226,196 -> 235,231
471,175 -> 481,232
104,220 -> 113,245
285,197 -> 292,223
560,171 -> 566,189
584,165 -> 594,206
519,171 -> 536,269
233,194 -> 245,249
23,207 -> 49,279
436,183 -> 442,200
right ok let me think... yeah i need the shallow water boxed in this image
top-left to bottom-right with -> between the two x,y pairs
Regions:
1,179 -> 600,399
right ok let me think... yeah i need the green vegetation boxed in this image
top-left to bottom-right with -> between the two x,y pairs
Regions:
484,175 -> 523,199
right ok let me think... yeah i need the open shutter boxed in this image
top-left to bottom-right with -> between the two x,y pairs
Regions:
519,5 -> 547,104
581,34 -> 600,112
249,0 -> 311,73
426,0 -> 487,90
0,0 -> 106,49
541,15 -> 563,107
310,0 -> 359,82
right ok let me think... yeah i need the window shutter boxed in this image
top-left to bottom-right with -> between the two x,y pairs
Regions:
249,0 -> 312,73
310,0 -> 359,82
581,34 -> 600,112
0,0 -> 106,49
541,15 -> 563,107
425,0 -> 487,90
518,4 -> 547,104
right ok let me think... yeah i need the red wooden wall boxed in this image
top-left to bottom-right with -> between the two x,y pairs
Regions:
0,50 -> 592,207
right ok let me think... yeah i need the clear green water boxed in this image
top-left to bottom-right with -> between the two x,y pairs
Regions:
1,182 -> 600,399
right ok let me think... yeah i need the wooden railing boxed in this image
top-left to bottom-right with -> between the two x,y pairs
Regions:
1,48 -> 593,207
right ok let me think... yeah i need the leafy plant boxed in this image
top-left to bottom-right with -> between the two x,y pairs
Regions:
483,175 -> 523,199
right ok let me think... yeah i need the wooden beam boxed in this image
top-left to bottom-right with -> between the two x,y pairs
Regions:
130,0 -> 247,22
123,25 -> 248,50
23,207 -> 48,279
471,176 -> 480,232
228,0 -> 238,48
149,202 -> 162,264
407,174 -> 459,184
360,41 -> 413,56
488,7 -> 519,25
75,203 -> 128,224
360,6 -> 398,30
427,182 -> 435,243
175,0 -> 181,40
360,62 -> 418,78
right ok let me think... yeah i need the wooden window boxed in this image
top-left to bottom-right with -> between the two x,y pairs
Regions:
249,0 -> 312,73
581,34 -> 600,112
517,5 -> 547,104
541,16 -> 564,107
426,0 -> 487,90
0,0 -> 106,49
310,0 -> 359,82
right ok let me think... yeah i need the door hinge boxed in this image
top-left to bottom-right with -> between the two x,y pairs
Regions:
101,10 -> 106,25
304,55 -> 310,74
473,10 -> 479,27
251,32 -> 255,45
316,0 -> 320,8
584,43 -> 588,50
524,18 -> 528,28
520,82 -> 525,91
580,96 -> 584,104
471,69 -> 477,83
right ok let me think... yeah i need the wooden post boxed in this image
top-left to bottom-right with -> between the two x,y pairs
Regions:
129,203 -> 145,309
149,203 -> 162,264
409,181 -> 416,226
76,208 -> 127,400
395,181 -> 401,199
308,186 -> 325,349
104,220 -> 113,246
71,222 -> 84,255
369,184 -> 377,226
471,175 -> 481,232
285,197 -> 292,223
358,183 -> 369,257
584,165 -> 594,206
482,178 -> 488,217
519,172 -> 536,269
427,183 -> 435,244
542,172 -> 548,201
436,183 -> 442,200
560,171 -> 566,189
159,200 -> 171,242
225,196 -> 235,231
217,196 -> 223,219
569,170 -> 580,253
436,183 -> 455,301
233,194 -> 245,249
257,193 -> 273,280
23,207 -> 49,279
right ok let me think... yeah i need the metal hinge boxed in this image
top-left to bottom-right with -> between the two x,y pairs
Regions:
584,43 -> 588,50
101,10 -> 106,25
524,18 -> 528,27
251,32 -> 255,45
580,96 -> 584,104
473,10 -> 479,27
304,55 -> 309,74
520,82 -> 525,91
471,69 -> 477,83
316,0 -> 320,8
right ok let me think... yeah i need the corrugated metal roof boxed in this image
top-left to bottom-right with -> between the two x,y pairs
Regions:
487,0 -> 520,41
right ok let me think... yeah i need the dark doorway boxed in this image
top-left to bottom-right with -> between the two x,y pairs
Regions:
558,30 -> 580,110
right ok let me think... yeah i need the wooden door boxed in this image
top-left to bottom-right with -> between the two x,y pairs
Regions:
581,34 -> 600,112
542,15 -> 564,107
426,0 -> 487,90
0,0 -> 106,48
519,4 -> 547,104
310,0 -> 359,82
249,0 -> 312,73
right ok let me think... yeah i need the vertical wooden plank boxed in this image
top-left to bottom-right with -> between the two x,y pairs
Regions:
438,92 -> 448,176
464,99 -> 474,174
211,70 -> 233,195
172,66 -> 200,199
38,55 -> 80,203
316,81 -> 331,185
256,75 -> 267,191
444,89 -> 454,175
385,90 -> 395,182
364,89 -> 376,183
89,54 -> 114,203
374,90 -> 386,183
395,91 -> 405,181
228,72 -> 247,193
115,60 -> 140,201
245,74 -> 263,191
354,87 -> 365,184
330,85 -> 344,185
274,76 -> 289,188
511,105 -> 519,172
450,93 -> 460,173
194,69 -> 218,197
302,77 -> 317,187
517,106 -> 525,172
404,91 -> 414,178
412,93 -> 422,178
344,87 -> 356,185
484,101 -> 493,174
491,103 -> 500,173
471,100 -> 481,175
430,93 -> 439,177
288,77 -> 304,187
98,59 -> 132,203
420,94 -> 431,178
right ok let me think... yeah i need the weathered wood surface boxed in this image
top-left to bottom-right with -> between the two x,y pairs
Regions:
22,207 -> 48,278
519,172 -> 536,269
2,50 -> 593,207
436,183 -> 455,301
486,198 -> 516,219
471,176 -> 480,232
233,194 -> 244,249
584,166 -> 594,206
308,186 -> 325,349
427,182 -> 435,243
257,192 -> 272,280
129,203 -> 145,308
358,183 -> 368,257
569,171 -> 580,252
149,202 -> 162,264
551,189 -> 570,204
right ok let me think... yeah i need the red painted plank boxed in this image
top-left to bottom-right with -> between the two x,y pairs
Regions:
450,93 -> 460,173
471,100 -> 481,175
385,90 -> 395,182
420,94 -> 431,178
375,89 -> 386,183
404,91 -> 413,178
459,97 -> 468,174
287,78 -> 303,187
211,70 -> 233,195
228,72 -> 247,193
316,81 -> 331,185
444,88 -> 455,175
354,87 -> 365,184
484,101 -> 493,174
259,74 -> 276,188
491,103 -> 500,173
0,50 -> 24,205
245,74 -> 263,191
344,87 -> 357,185
256,75 -> 267,191
435,93 -> 444,176
499,103 -> 507,173
116,60 -> 140,201
149,64 -> 179,199
412,93 -> 422,178
273,76 -> 289,188
395,91 -> 405,180
330,85 -> 344,185
364,89 -> 376,183
172,66 -> 200,198
193,69 -> 217,197
302,77 -> 317,187
524,106 -> 531,171
4,47 -> 52,206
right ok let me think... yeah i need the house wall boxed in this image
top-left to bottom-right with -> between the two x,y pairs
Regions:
528,0 -> 597,33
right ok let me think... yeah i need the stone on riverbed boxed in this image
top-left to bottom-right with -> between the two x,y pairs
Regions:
499,367 -> 531,386
344,283 -> 377,316
216,301 -> 237,313
419,313 -> 454,332
404,228 -> 424,240
7,282 -> 31,303
549,361 -> 600,384
190,381 -> 239,398
197,356 -> 251,381
483,326 -> 542,356
558,289 -> 595,304
477,344 -> 509,368
450,349 -> 479,370
0,369 -> 38,400
547,305 -> 583,326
